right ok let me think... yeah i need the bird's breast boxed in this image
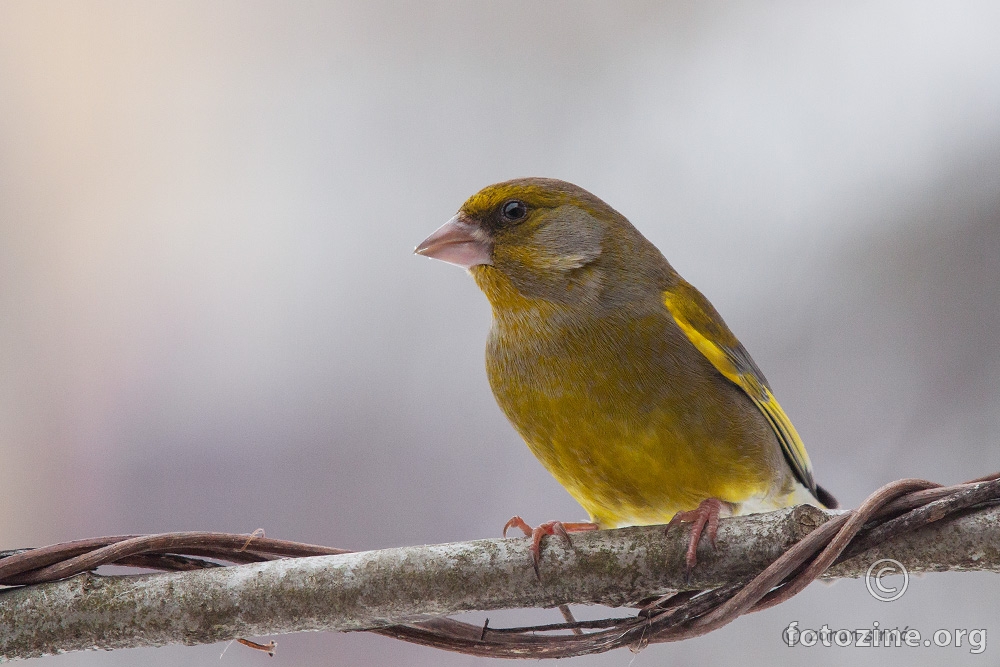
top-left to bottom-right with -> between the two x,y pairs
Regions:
484,305 -> 785,526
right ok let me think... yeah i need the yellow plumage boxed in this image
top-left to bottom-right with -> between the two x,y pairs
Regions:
416,178 -> 836,537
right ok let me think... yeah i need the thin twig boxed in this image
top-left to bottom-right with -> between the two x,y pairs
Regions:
1,474 -> 999,660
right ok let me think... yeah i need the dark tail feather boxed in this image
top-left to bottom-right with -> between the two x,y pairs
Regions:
815,484 -> 839,510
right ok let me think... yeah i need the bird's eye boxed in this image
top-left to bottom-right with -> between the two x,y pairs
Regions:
501,200 -> 528,221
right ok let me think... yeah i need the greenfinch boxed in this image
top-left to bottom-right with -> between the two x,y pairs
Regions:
416,178 -> 836,574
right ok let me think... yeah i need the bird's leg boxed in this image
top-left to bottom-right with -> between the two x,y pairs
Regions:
665,498 -> 725,579
503,516 -> 599,580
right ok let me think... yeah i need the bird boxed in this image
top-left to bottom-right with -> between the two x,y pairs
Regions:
415,178 -> 836,577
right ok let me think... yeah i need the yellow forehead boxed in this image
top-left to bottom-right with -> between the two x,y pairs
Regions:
459,179 -> 572,218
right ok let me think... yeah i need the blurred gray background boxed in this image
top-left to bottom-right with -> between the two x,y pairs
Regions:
2,1 -> 999,665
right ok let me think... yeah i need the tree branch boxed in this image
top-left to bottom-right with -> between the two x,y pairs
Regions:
2,502 -> 999,661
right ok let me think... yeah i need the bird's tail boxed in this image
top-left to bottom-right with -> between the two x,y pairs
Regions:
815,484 -> 839,510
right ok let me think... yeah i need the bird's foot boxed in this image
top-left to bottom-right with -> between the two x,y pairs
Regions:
665,498 -> 724,580
503,516 -> 598,580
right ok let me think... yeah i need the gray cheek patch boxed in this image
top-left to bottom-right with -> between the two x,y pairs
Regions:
531,206 -> 605,271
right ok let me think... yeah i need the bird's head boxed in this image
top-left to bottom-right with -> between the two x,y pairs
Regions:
416,178 -> 667,308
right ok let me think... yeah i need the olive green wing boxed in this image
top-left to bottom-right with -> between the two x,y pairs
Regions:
662,281 -> 821,501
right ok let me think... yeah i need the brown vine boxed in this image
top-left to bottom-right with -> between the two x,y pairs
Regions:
2,473 -> 998,659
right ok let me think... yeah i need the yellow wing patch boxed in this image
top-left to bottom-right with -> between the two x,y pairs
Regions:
663,285 -> 817,497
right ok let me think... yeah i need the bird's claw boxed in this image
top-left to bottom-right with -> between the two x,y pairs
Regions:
665,498 -> 723,581
503,515 -> 533,538
502,516 -> 598,580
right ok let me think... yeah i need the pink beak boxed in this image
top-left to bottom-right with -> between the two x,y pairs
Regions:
414,214 -> 493,269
